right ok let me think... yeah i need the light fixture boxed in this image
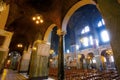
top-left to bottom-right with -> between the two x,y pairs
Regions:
32,14 -> 44,24
32,17 -> 36,20
50,59 -> 53,62
40,19 -> 43,23
17,43 -> 23,48
32,47 -> 37,51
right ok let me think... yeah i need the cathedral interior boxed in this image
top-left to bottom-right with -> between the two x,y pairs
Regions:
0,0 -> 120,80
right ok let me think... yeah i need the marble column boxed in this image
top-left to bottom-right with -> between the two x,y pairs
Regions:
18,50 -> 31,73
79,60 -> 84,69
29,40 -> 50,80
57,29 -> 66,80
95,55 -> 102,70
0,48 -> 8,73
0,30 -> 13,73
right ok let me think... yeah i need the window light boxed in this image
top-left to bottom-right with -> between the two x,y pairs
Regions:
81,26 -> 90,34
81,29 -> 85,34
83,37 -> 89,47
101,30 -> 110,42
102,19 -> 105,25
67,49 -> 70,53
84,26 -> 90,32
89,36 -> 93,45
98,21 -> 102,27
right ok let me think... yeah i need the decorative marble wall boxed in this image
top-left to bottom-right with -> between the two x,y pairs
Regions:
29,41 -> 50,79
19,52 -> 31,72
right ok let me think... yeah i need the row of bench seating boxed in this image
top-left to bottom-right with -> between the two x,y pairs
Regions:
49,68 -> 120,80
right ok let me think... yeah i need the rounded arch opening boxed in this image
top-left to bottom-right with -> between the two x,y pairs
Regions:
62,0 -> 96,32
43,24 -> 57,42
62,0 -> 115,71
5,51 -> 21,70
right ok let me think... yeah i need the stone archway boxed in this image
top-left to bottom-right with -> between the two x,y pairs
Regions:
5,51 -> 21,70
43,24 -> 57,42
86,52 -> 95,69
61,0 -> 99,70
101,49 -> 115,70
62,0 -> 96,32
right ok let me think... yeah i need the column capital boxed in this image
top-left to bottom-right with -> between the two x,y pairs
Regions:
57,29 -> 66,36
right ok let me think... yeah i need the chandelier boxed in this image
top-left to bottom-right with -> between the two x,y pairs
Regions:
32,14 -> 44,24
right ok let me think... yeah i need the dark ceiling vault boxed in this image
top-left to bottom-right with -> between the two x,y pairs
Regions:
4,0 -> 63,53
4,0 -> 98,53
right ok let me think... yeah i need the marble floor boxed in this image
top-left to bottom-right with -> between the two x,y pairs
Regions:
0,69 -> 27,80
0,69 -> 54,80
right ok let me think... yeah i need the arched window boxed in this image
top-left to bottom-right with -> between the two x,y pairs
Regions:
81,26 -> 90,34
98,21 -> 102,27
80,37 -> 89,47
101,30 -> 110,42
89,35 -> 93,45
98,19 -> 105,27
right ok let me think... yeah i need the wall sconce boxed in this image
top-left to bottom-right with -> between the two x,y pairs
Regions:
17,43 -> 23,48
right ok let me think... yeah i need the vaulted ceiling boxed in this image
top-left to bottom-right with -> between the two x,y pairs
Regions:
4,0 -> 63,52
3,0 -> 98,53
5,0 -> 62,42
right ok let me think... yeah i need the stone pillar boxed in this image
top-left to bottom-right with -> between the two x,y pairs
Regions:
29,40 -> 50,80
18,50 -> 31,73
0,30 -> 13,73
94,55 -> 102,70
57,29 -> 65,80
78,54 -> 84,69
18,45 -> 32,73
97,0 -> 120,74
70,44 -> 77,66
0,48 -> 8,73
80,60 -> 84,69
